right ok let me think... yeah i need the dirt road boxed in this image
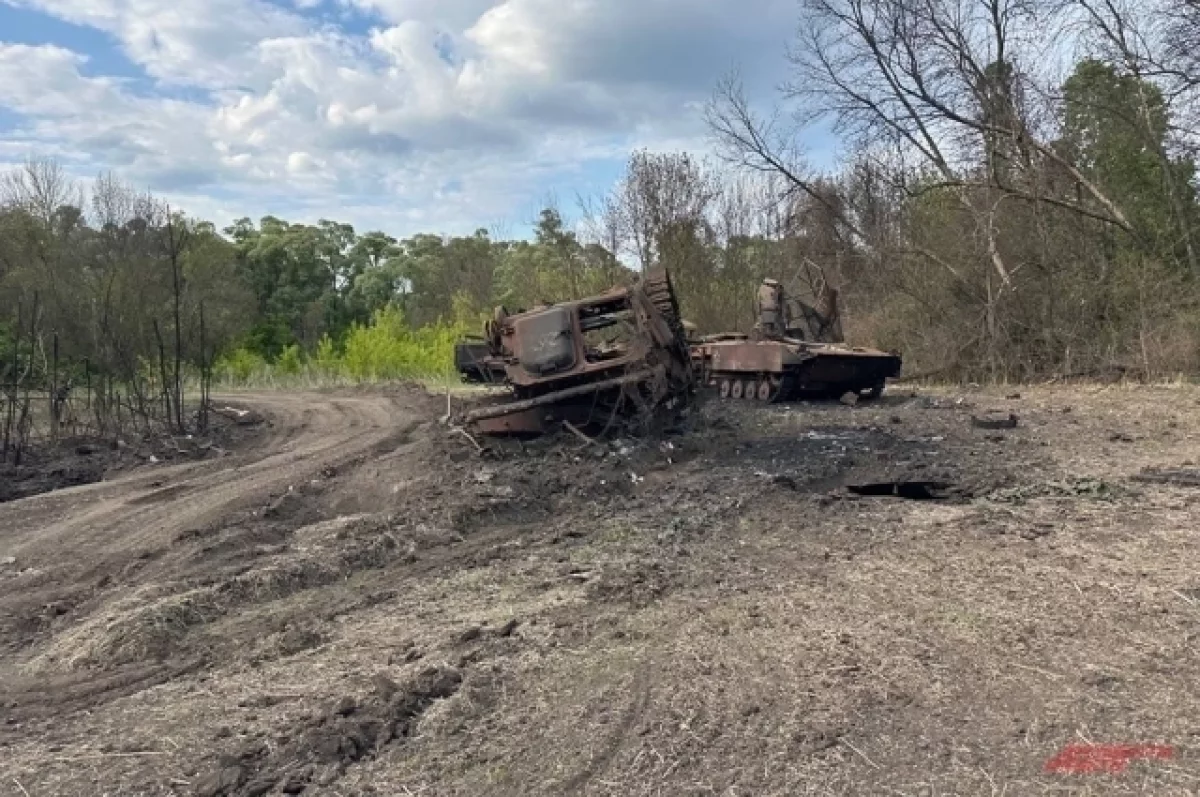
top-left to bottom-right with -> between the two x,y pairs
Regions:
0,392 -> 421,564
0,391 -> 429,730
2,384 -> 1199,795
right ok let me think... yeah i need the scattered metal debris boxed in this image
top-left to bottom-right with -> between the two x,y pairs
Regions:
972,413 -> 1019,430
454,339 -> 507,384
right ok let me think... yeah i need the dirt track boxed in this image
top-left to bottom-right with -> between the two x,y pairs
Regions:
2,384 -> 1200,795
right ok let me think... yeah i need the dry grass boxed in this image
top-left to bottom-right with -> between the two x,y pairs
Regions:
3,384 -> 1200,795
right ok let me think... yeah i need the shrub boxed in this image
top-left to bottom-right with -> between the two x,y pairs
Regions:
276,344 -> 303,375
313,334 -> 340,376
216,347 -> 268,384
212,310 -> 464,387
342,308 -> 461,382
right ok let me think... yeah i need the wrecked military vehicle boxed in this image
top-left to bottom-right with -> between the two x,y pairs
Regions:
691,278 -> 902,403
457,268 -> 695,435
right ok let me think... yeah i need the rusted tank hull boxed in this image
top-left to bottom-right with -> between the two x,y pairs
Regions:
455,268 -> 695,436
696,339 -> 901,403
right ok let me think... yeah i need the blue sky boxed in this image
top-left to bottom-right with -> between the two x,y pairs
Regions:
0,0 -> 830,237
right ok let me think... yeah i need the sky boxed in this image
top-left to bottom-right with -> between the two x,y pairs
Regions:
0,0 -> 826,237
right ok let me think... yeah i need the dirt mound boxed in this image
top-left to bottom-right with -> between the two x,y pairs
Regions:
195,667 -> 463,797
29,514 -> 418,671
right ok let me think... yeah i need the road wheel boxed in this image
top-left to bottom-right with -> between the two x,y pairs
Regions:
743,381 -> 757,401
757,381 -> 772,401
719,379 -> 731,399
730,380 -> 744,399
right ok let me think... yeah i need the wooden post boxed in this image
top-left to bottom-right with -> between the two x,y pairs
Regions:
50,331 -> 59,441
2,298 -> 20,463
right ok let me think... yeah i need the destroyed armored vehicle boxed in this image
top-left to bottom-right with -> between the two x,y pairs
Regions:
691,278 -> 902,403
459,269 -> 695,435
454,338 -> 508,384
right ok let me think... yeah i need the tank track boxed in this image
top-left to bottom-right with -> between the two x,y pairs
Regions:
642,267 -> 683,333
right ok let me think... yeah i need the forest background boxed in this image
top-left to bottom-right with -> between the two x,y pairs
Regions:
3,0 -> 1200,440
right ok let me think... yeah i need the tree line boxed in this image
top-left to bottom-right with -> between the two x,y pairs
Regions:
706,0 -> 1200,381
3,0 -> 1200,450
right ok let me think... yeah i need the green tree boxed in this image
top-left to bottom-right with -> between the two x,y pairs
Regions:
401,231 -> 499,326
1061,59 -> 1199,266
225,216 -> 350,356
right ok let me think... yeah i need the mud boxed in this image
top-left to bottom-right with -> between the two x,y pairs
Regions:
1,383 -> 1199,795
194,666 -> 463,797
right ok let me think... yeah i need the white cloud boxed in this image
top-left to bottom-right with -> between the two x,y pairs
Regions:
0,0 -> 796,234
341,0 -> 496,28
5,0 -> 309,87
0,42 -> 219,183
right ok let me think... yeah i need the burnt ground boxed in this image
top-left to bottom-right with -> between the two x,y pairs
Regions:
1,383 -> 1199,795
0,407 -> 268,504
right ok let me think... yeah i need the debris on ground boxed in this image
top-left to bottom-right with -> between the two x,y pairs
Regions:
4,384 -> 1200,796
972,412 -> 1020,430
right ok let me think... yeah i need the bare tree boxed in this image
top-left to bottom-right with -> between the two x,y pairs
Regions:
615,150 -> 720,272
707,75 -> 975,288
794,0 -> 1132,226
0,158 -> 82,227
576,191 -> 628,260
706,0 -> 1189,376
164,206 -> 191,432
1165,0 -> 1200,90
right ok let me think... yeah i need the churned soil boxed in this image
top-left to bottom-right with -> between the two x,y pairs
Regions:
2,382 -> 1198,795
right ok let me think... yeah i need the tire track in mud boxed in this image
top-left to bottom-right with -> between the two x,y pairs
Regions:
559,661 -> 653,796
0,393 -> 421,563
0,391 -> 430,719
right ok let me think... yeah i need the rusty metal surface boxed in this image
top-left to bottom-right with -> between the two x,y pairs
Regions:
710,342 -> 802,374
692,276 -> 902,403
470,408 -> 550,436
464,369 -> 663,424
457,269 -> 694,436
697,337 -> 901,401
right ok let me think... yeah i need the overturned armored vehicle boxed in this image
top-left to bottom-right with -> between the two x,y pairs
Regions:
460,269 -> 695,435
453,338 -> 508,384
691,278 -> 902,403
